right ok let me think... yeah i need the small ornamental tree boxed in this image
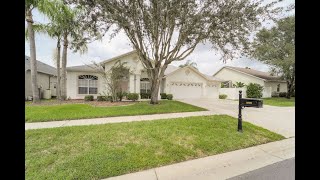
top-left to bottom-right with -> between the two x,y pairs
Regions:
92,61 -> 130,102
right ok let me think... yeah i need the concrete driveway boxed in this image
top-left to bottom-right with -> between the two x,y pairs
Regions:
179,98 -> 295,138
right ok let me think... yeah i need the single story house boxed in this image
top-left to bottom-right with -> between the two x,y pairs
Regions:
66,50 -> 223,99
25,55 -> 57,98
212,66 -> 287,93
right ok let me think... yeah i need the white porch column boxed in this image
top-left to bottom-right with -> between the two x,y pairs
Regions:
135,74 -> 141,100
129,74 -> 135,93
135,74 -> 141,94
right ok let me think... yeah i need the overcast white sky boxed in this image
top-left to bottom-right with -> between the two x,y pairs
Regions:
25,0 -> 294,76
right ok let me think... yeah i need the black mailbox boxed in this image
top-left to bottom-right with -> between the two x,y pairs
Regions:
237,91 -> 263,133
240,98 -> 263,108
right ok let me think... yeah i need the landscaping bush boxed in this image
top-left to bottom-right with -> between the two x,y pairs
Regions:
291,91 -> 295,97
117,91 -> 127,101
127,93 -> 139,101
271,92 -> 280,97
160,93 -> 167,99
246,83 -> 263,98
166,94 -> 173,100
219,94 -> 227,99
140,93 -> 151,99
279,92 -> 287,97
84,95 -> 94,101
97,96 -> 107,101
106,96 -> 113,102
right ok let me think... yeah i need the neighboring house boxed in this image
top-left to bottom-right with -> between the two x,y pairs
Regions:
212,66 -> 287,93
25,55 -> 57,98
66,50 -> 223,99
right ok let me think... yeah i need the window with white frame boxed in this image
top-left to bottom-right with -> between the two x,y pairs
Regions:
140,78 -> 151,93
78,75 -> 98,94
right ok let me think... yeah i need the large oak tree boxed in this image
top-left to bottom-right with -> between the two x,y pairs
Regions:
69,0 -> 282,104
250,16 -> 295,99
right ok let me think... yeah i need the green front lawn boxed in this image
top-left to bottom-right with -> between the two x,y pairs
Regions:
263,97 -> 295,107
25,100 -> 207,122
26,115 -> 284,180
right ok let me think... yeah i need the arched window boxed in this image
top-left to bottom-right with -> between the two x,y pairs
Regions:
78,75 -> 98,94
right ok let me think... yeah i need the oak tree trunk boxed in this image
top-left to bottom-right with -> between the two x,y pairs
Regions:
61,33 -> 68,100
56,38 -> 61,100
150,78 -> 160,104
286,78 -> 294,99
26,10 -> 40,104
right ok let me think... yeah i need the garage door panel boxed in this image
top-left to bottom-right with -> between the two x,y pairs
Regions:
169,82 -> 203,99
206,86 -> 219,99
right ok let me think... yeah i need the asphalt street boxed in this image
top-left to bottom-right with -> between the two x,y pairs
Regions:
227,158 -> 295,180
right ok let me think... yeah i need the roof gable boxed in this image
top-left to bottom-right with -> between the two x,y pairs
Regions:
165,66 -> 223,82
213,66 -> 285,82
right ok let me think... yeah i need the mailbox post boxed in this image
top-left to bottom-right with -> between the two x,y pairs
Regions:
238,90 -> 263,132
238,91 -> 243,132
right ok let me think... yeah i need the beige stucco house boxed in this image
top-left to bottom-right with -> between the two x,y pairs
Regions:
66,51 -> 223,100
212,66 -> 287,93
25,55 -> 57,99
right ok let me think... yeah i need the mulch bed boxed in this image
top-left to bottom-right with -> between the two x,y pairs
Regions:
26,99 -> 136,107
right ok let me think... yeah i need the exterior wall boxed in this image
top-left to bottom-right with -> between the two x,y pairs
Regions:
219,87 -> 272,100
264,81 -> 287,93
25,71 -> 32,97
214,68 -> 265,86
219,88 -> 247,100
25,71 -> 56,98
66,71 -> 104,99
263,87 -> 272,98
104,53 -> 145,75
165,68 -> 220,99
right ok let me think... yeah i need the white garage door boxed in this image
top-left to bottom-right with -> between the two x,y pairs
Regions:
169,82 -> 203,99
206,85 -> 219,99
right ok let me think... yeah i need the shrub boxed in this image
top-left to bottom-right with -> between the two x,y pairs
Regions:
271,92 -> 280,97
246,83 -> 264,98
219,94 -> 227,99
106,96 -> 113,102
140,93 -> 151,99
127,93 -> 139,101
166,94 -> 173,100
160,93 -> 167,99
291,91 -> 295,97
84,95 -> 94,101
279,92 -> 287,97
97,96 -> 107,101
117,91 -> 127,101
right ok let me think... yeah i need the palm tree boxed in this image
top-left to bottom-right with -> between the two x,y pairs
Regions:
179,60 -> 198,69
25,0 -> 59,103
32,3 -> 89,101
33,23 -> 63,100
59,6 -> 89,100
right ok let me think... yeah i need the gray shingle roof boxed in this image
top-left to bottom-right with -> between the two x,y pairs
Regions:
67,63 -> 179,74
223,66 -> 285,82
66,64 -> 97,72
25,55 -> 57,76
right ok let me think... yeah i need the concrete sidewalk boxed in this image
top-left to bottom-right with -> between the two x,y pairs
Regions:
25,111 -> 216,130
104,138 -> 295,180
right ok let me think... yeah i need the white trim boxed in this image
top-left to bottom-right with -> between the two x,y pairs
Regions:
164,66 -> 222,82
